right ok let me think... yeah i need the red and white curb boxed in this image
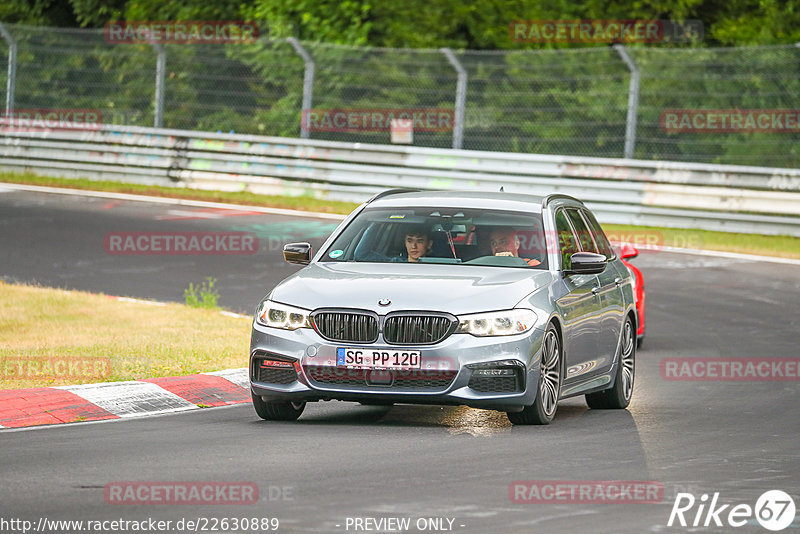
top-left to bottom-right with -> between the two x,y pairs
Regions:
0,368 -> 250,429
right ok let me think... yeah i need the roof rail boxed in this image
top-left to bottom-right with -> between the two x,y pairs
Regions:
542,194 -> 583,209
366,188 -> 422,203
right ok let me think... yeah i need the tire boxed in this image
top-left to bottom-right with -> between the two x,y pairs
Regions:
636,336 -> 644,350
507,324 -> 562,425
252,393 -> 306,421
586,316 -> 635,409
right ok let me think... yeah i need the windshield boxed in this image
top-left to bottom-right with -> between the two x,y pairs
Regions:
319,206 -> 548,269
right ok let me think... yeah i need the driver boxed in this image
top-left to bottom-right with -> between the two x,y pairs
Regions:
488,227 -> 542,266
402,225 -> 433,262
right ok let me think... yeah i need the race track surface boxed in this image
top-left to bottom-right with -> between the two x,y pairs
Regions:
1,189 -> 798,533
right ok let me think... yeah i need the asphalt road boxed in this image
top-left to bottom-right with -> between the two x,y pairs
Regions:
1,188 -> 798,533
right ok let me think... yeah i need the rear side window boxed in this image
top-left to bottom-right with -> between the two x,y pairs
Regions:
555,210 -> 579,270
566,208 -> 598,254
581,210 -> 615,259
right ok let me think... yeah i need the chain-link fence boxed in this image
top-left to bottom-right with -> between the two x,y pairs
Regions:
1,23 -> 799,167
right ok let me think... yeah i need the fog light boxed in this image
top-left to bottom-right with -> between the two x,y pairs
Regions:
472,368 -> 516,377
260,360 -> 293,368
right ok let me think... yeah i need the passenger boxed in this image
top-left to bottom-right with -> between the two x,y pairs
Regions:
402,225 -> 433,262
488,227 -> 542,266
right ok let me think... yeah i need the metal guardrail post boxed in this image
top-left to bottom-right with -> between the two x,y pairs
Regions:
0,22 -> 17,116
614,44 -> 640,160
153,44 -> 166,128
287,38 -> 314,139
441,48 -> 467,150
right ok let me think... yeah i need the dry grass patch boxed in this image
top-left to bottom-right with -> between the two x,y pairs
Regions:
0,281 -> 250,389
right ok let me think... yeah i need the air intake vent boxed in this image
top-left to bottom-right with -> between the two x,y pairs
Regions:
312,311 -> 379,343
383,314 -> 456,345
305,366 -> 457,390
252,355 -> 298,384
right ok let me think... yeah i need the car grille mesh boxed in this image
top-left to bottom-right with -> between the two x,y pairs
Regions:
468,375 -> 521,393
312,312 -> 378,343
383,315 -> 455,344
257,366 -> 297,384
252,357 -> 298,384
306,366 -> 457,390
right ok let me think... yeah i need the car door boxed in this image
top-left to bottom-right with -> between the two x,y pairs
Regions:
553,208 -> 600,384
572,208 -> 625,372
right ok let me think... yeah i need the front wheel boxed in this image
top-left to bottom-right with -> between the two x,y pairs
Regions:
252,393 -> 306,421
507,324 -> 562,425
586,316 -> 635,409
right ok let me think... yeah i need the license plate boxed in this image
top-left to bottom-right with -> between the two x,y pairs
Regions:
336,348 -> 421,369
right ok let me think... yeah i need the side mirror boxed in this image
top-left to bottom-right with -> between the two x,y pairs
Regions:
620,243 -> 639,260
566,252 -> 607,275
283,242 -> 312,265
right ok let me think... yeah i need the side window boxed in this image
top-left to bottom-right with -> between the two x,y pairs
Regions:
582,210 -> 615,259
555,209 -> 579,270
566,208 -> 598,254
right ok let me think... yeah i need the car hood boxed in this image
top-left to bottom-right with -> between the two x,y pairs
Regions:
269,262 -> 555,315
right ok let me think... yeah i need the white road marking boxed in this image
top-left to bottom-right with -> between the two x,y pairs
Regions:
156,209 -> 228,220
204,368 -> 249,390
111,296 -> 168,306
106,295 -> 249,320
656,245 -> 800,266
58,381 -> 196,417
0,183 -> 346,220
155,208 -> 264,220
220,310 -> 250,319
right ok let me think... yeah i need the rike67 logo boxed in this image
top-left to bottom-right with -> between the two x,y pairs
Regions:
668,490 -> 796,531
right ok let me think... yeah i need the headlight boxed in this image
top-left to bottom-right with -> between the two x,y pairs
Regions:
455,309 -> 536,337
255,300 -> 311,330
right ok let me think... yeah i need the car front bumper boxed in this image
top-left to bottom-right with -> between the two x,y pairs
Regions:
249,322 -> 545,412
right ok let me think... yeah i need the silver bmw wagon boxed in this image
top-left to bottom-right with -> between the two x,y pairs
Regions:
250,190 -> 637,425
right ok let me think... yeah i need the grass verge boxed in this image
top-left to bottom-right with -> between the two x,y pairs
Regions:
0,280 -> 250,390
2,172 -> 799,259
603,224 -> 800,260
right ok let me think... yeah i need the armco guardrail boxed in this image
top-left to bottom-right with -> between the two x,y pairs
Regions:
2,123 -> 800,236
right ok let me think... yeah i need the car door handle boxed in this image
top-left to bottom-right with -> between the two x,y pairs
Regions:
591,286 -> 600,295
614,277 -> 622,286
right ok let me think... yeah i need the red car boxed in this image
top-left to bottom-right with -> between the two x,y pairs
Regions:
618,243 -> 646,348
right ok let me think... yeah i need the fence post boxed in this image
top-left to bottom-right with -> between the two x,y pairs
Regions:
287,37 -> 314,139
0,22 -> 17,117
152,44 -> 166,128
614,44 -> 639,159
440,48 -> 467,150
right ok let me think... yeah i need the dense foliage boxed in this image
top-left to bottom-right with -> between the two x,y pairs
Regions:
3,0 -> 800,47
1,1 -> 799,166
